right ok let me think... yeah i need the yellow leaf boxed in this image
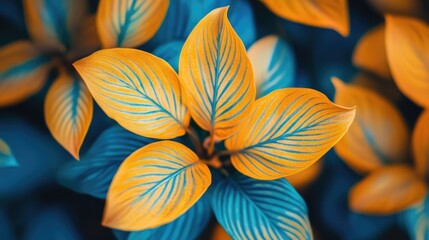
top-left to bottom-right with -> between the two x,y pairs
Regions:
261,0 -> 349,36
225,88 -> 355,180
96,0 -> 169,48
179,7 -> 256,140
45,68 -> 93,160
73,48 -> 190,139
333,77 -> 409,173
350,165 -> 427,214
386,15 -> 429,108
353,24 -> 391,79
286,159 -> 323,190
103,141 -> 211,230
413,110 -> 429,180
23,0 -> 88,53
0,40 -> 52,107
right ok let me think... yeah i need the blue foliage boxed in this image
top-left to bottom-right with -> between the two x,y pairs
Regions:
400,194 -> 429,240
153,41 -> 184,72
57,125 -> 156,199
212,173 -> 312,239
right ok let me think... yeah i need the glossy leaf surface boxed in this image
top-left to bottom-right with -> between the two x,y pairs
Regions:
179,7 -> 255,140
353,25 -> 391,79
74,48 -> 190,139
128,194 -> 212,240
333,78 -> 409,173
225,88 -> 355,180
0,139 -> 18,168
0,41 -> 51,107
45,69 -> 93,160
212,174 -> 312,239
386,15 -> 429,107
261,0 -> 349,36
350,165 -> 427,214
23,0 -> 88,52
413,110 -> 429,180
248,35 -> 296,98
103,141 -> 211,230
96,0 -> 169,48
58,125 -> 154,199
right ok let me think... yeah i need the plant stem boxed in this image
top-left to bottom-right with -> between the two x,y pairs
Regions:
186,127 -> 203,156
207,133 -> 215,156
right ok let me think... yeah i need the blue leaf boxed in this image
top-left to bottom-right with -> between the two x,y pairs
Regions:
212,173 -> 312,239
57,125 -> 155,199
153,41 -> 184,72
401,194 -> 429,240
0,209 -> 15,240
127,193 -> 212,240
23,207 -> 82,240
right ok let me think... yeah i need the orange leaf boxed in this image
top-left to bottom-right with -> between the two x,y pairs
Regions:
333,77 -> 409,173
73,48 -> 190,139
351,72 -> 401,103
350,165 -> 427,214
0,41 -> 52,107
96,0 -> 169,48
286,159 -> 323,190
413,110 -> 429,180
179,7 -> 255,140
69,15 -> 101,60
45,68 -> 93,160
103,141 -> 211,230
225,88 -> 355,180
23,0 -> 88,52
210,223 -> 232,240
386,15 -> 429,108
353,24 -> 391,79
368,0 -> 424,18
261,0 -> 349,36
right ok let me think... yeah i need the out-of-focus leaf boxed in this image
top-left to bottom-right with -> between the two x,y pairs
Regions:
286,159 -> 323,190
225,88 -> 355,180
45,68 -> 93,160
210,223 -> 231,240
353,24 -> 391,79
386,15 -> 429,108
401,194 -> 429,240
413,110 -> 429,180
179,7 -> 255,140
0,40 -> 52,107
351,72 -> 401,103
261,0 -> 349,36
128,194 -> 212,240
69,15 -> 100,59
153,41 -> 183,72
96,0 -> 169,48
247,35 -> 296,98
23,0 -> 88,52
369,0 -> 425,18
103,141 -> 211,231
333,78 -> 409,173
0,209 -> 15,240
350,165 -> 427,214
212,174 -> 312,239
23,207 -> 82,240
57,125 -> 155,199
0,139 -> 18,168
74,48 -> 190,139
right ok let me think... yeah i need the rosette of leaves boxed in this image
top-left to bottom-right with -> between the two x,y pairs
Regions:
71,7 -> 355,239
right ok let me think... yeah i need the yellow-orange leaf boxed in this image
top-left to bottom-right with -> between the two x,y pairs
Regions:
413,110 -> 429,180
261,0 -> 349,36
386,15 -> 429,108
353,24 -> 391,79
333,78 -> 409,173
351,72 -> 401,103
179,7 -> 255,140
286,159 -> 323,190
73,48 -> 190,139
23,0 -> 88,53
45,68 -> 93,160
96,0 -> 169,48
350,165 -> 427,214
0,41 -> 52,107
103,141 -> 211,230
225,88 -> 355,180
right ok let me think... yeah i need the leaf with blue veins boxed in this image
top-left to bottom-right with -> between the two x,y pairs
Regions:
212,173 -> 313,240
57,125 -> 155,199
